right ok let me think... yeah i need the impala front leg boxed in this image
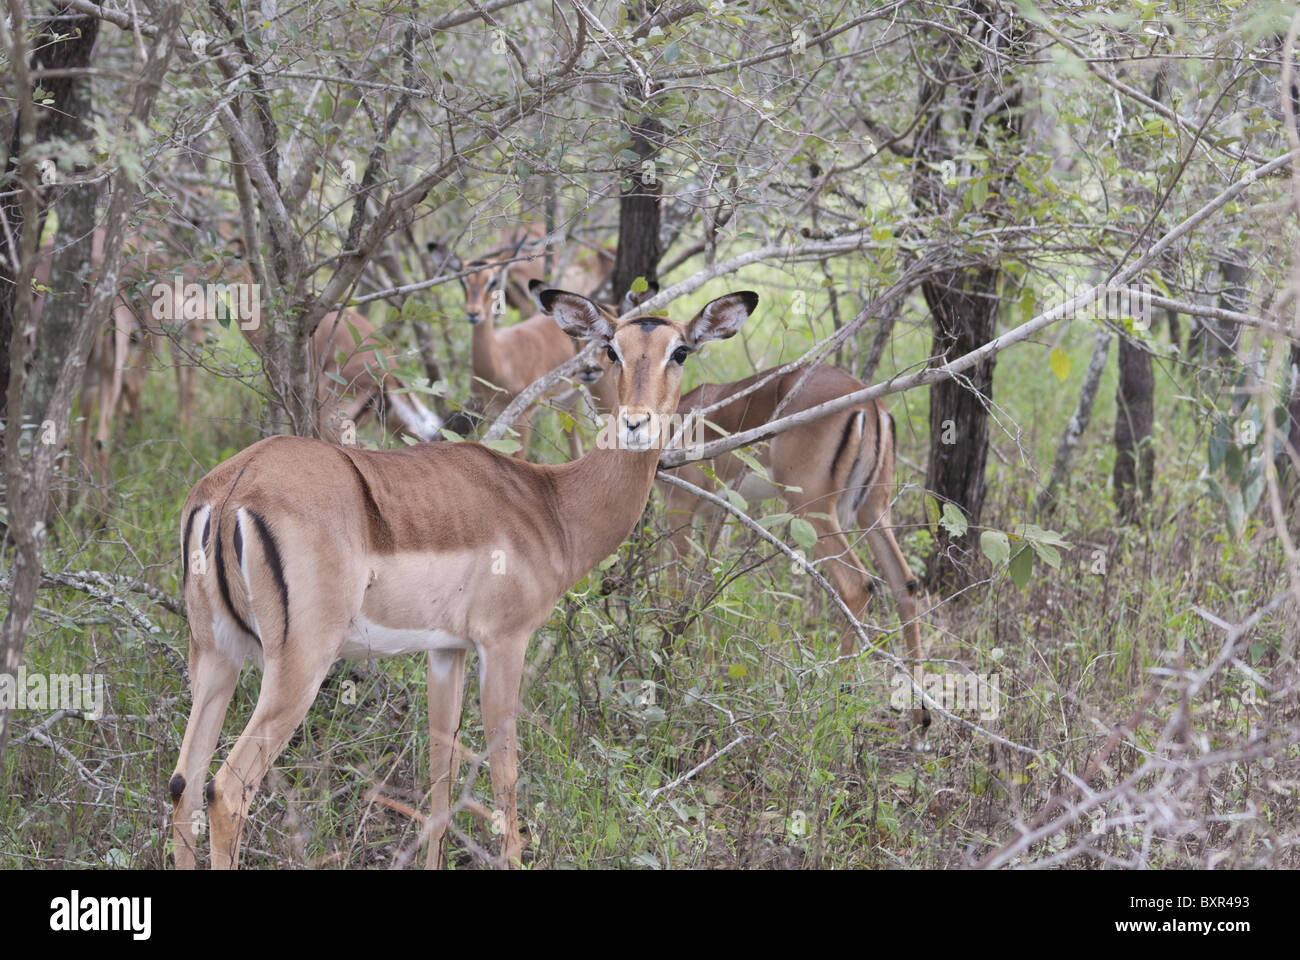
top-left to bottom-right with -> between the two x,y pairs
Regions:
479,636 -> 529,868
426,648 -> 468,869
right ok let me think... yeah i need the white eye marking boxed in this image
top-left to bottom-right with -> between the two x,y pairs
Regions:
662,338 -> 683,368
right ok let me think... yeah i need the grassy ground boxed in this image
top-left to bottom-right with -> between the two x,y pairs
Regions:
1,265 -> 1294,869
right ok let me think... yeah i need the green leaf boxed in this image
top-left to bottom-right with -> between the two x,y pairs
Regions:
1019,286 -> 1036,322
724,488 -> 747,512
1225,488 -> 1245,537
1029,541 -> 1061,570
980,530 -> 1010,567
939,502 -> 967,538
1224,445 -> 1244,485
734,449 -> 769,482
1009,545 -> 1034,589
1049,347 -> 1071,383
630,275 -> 649,294
485,436 -> 521,455
727,663 -> 748,679
924,495 -> 941,532
790,517 -> 817,550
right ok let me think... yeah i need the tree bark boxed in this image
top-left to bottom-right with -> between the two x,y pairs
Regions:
1113,336 -> 1154,522
610,3 -> 662,305
923,268 -> 1000,586
0,4 -> 100,417
910,2 -> 1024,590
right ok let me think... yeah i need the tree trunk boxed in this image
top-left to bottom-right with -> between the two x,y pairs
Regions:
0,4 -> 100,417
1113,336 -> 1154,522
610,3 -> 662,306
923,268 -> 1000,588
0,2 -> 180,768
611,111 -> 663,306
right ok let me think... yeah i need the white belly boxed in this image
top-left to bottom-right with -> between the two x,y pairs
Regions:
339,616 -> 474,660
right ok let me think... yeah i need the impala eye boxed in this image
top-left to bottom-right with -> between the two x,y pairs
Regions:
606,346 -> 620,364
671,346 -> 690,365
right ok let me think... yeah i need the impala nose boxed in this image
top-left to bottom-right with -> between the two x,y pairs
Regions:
619,410 -> 656,451
466,311 -> 483,325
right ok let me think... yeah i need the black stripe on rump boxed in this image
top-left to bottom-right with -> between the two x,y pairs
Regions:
829,411 -> 859,479
248,509 -> 291,646
182,508 -> 198,587
866,408 -> 884,487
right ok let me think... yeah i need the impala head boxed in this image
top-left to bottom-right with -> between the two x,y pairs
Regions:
530,278 -> 662,385
540,286 -> 757,452
430,238 -> 527,326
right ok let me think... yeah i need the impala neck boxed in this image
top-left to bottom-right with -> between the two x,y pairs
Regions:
550,442 -> 662,588
470,314 -> 502,384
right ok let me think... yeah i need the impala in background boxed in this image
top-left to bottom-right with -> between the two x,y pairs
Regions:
432,229 -> 613,458
660,364 -> 929,729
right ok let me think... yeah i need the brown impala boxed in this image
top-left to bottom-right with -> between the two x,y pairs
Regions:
661,364 -> 929,728
168,285 -> 757,869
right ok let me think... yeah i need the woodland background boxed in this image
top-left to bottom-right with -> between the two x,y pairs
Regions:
1,0 -> 1297,868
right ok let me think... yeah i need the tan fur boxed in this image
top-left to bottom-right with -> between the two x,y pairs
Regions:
660,365 -> 927,727
168,287 -> 756,869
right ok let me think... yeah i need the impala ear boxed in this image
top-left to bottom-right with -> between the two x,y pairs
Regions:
687,291 -> 757,347
620,280 -> 660,315
538,288 -> 613,342
428,241 -> 462,274
528,277 -> 547,310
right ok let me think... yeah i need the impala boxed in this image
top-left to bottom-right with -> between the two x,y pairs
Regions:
34,227 -> 180,489
243,308 -> 443,444
34,225 -> 257,490
167,285 -> 757,869
660,364 -> 929,728
433,230 -> 612,458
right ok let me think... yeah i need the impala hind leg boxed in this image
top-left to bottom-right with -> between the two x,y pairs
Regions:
860,481 -> 929,731
207,647 -> 336,869
478,637 -> 529,868
803,514 -> 876,659
425,648 -> 468,869
170,626 -> 240,870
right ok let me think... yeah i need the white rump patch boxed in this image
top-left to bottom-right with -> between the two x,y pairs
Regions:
212,613 -> 263,671
235,508 -> 264,644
